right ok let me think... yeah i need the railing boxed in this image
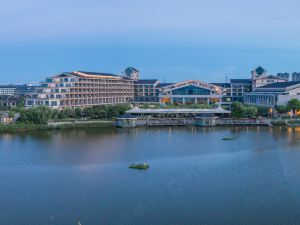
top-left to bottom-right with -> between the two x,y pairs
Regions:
217,118 -> 271,125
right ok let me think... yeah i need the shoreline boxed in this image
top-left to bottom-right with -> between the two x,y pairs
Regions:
1,118 -> 299,133
0,120 -> 115,133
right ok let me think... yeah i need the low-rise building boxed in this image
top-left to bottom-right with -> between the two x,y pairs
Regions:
212,79 -> 252,103
229,79 -> 252,102
244,81 -> 300,107
0,85 -> 17,96
0,95 -> 19,107
15,84 -> 39,97
159,80 -> 223,105
0,112 -> 13,124
133,79 -> 160,102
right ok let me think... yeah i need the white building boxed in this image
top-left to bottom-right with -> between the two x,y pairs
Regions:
0,85 -> 17,96
251,66 -> 286,89
244,81 -> 300,107
26,71 -> 134,109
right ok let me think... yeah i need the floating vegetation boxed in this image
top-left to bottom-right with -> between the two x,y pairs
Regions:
222,137 -> 235,141
129,163 -> 150,170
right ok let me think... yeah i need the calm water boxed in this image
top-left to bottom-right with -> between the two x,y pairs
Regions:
1,127 -> 300,225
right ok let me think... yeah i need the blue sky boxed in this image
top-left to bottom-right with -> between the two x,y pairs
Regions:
1,0 -> 300,84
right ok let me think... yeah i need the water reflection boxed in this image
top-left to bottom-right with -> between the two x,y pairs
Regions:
1,127 -> 300,225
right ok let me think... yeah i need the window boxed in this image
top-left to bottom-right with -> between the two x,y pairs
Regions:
172,86 -> 210,95
51,101 -> 57,106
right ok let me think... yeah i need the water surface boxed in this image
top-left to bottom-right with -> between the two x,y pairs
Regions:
1,127 -> 300,225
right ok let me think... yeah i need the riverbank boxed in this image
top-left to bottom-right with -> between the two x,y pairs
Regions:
1,118 -> 300,133
0,120 -> 114,132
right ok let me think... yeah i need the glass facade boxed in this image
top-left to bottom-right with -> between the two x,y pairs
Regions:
172,86 -> 210,95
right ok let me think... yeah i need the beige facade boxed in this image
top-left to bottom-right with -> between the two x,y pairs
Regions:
26,71 -> 134,109
251,66 -> 286,89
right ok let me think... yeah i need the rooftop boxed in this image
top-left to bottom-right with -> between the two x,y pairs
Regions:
57,71 -> 127,79
156,83 -> 175,88
265,75 -> 285,80
125,67 -> 139,72
0,85 -> 17,88
211,83 -> 231,88
230,79 -> 252,84
255,81 -> 300,89
74,71 -> 120,77
134,79 -> 159,85
126,107 -> 231,114
254,66 -> 267,76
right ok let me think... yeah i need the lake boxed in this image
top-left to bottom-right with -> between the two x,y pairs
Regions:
1,126 -> 300,225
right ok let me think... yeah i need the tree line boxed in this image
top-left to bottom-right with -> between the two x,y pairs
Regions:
15,104 -> 130,124
230,102 -> 269,119
231,98 -> 300,119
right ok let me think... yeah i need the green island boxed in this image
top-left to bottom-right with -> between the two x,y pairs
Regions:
129,163 -> 150,170
222,137 -> 236,141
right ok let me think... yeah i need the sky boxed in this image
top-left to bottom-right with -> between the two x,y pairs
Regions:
1,0 -> 300,84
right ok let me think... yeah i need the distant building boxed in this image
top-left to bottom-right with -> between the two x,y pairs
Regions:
251,66 -> 286,89
15,84 -> 39,97
0,85 -> 17,96
276,73 -> 290,81
244,81 -> 300,107
0,84 -> 37,97
0,112 -> 13,124
0,95 -> 18,107
26,71 -> 134,108
292,72 -> 300,81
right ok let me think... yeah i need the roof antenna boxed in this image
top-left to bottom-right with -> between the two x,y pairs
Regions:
225,75 -> 228,83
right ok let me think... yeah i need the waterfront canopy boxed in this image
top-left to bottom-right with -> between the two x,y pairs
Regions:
126,107 -> 231,115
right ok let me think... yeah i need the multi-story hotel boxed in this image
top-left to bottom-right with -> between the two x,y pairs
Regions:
25,65 -> 300,109
26,71 -> 134,108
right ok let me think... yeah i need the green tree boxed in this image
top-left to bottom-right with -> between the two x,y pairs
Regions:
17,96 -> 25,108
231,102 -> 245,118
287,99 -> 300,115
257,106 -> 270,117
244,106 -> 258,118
276,105 -> 288,114
74,107 -> 82,119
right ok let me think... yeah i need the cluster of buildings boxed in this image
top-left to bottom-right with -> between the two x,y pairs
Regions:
1,66 -> 300,110
0,84 -> 38,108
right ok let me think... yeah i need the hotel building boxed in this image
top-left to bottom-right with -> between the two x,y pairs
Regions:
133,79 -> 160,102
26,71 -> 134,108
